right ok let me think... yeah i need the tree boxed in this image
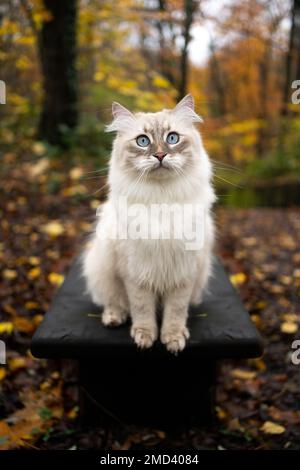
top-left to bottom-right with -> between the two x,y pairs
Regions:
38,0 -> 78,145
177,0 -> 198,100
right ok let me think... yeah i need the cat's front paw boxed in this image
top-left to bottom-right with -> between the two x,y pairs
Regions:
131,324 -> 157,349
102,307 -> 128,327
161,326 -> 190,354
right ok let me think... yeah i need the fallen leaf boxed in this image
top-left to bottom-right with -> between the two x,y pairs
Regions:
33,315 -> 43,326
13,317 -> 35,334
260,421 -> 285,435
231,369 -> 257,380
230,272 -> 247,286
32,142 -> 46,156
69,167 -> 83,180
28,256 -> 40,266
2,269 -> 17,280
41,221 -> 64,237
48,272 -> 64,286
0,368 -> 7,381
62,185 -> 87,197
280,322 -> 298,334
0,322 -> 14,335
27,267 -> 41,280
215,406 -> 227,420
8,357 -> 27,372
90,199 -> 100,209
25,301 -> 39,310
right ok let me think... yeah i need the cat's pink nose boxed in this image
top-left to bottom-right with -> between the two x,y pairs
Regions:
153,152 -> 167,162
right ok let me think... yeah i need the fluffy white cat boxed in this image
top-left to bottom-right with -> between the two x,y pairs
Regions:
83,94 -> 215,354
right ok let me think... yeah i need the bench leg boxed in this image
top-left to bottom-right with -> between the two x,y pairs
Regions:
78,355 -> 217,429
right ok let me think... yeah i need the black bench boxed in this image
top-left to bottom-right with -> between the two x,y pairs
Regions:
31,256 -> 263,429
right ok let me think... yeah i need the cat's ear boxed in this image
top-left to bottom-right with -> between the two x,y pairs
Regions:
112,102 -> 133,119
173,94 -> 203,124
106,102 -> 135,133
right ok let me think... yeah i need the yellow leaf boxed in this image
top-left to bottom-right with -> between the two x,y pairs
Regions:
0,368 -> 7,381
27,267 -> 41,280
90,199 -> 100,210
67,407 -> 78,419
32,142 -> 46,156
215,406 -> 227,420
62,185 -> 87,197
48,273 -> 64,286
231,369 -> 257,380
42,221 -> 64,237
33,315 -> 43,326
28,256 -> 40,266
230,272 -> 247,286
40,380 -> 51,391
255,300 -> 267,310
13,317 -> 35,334
260,421 -> 285,435
0,322 -> 14,335
280,322 -> 298,334
9,357 -> 27,372
69,167 -> 83,180
3,269 -> 17,280
27,157 -> 49,178
25,301 -> 39,310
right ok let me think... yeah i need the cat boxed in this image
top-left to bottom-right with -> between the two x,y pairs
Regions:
83,94 -> 216,354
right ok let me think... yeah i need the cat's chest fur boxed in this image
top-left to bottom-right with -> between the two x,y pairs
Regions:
125,238 -> 197,292
115,200 -> 201,292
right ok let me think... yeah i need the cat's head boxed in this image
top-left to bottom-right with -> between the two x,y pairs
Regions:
107,94 -> 205,180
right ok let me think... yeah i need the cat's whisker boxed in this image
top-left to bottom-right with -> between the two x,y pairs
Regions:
214,174 -> 243,188
82,166 -> 110,176
211,160 -> 243,174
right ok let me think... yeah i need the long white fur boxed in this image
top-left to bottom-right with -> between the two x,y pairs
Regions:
83,94 -> 216,354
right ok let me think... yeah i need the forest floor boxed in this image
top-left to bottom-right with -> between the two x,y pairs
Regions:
0,152 -> 299,450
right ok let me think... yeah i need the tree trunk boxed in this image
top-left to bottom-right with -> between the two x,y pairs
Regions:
177,0 -> 197,100
209,40 -> 227,116
38,0 -> 78,146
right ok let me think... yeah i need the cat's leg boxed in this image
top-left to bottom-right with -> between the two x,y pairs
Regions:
83,238 -> 129,327
190,252 -> 212,305
101,276 -> 129,327
125,281 -> 157,349
161,284 -> 193,354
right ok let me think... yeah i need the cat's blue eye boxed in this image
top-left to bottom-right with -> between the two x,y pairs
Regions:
166,132 -> 179,145
136,135 -> 150,147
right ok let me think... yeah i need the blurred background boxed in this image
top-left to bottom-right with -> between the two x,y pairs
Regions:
0,0 -> 299,451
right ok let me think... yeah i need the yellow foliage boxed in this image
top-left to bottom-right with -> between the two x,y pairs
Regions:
48,272 -> 65,286
0,368 -> 6,381
152,74 -> 170,89
41,221 -> 64,237
3,269 -> 17,280
230,272 -> 247,286
15,56 -> 32,70
0,322 -> 14,335
260,421 -> 285,435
